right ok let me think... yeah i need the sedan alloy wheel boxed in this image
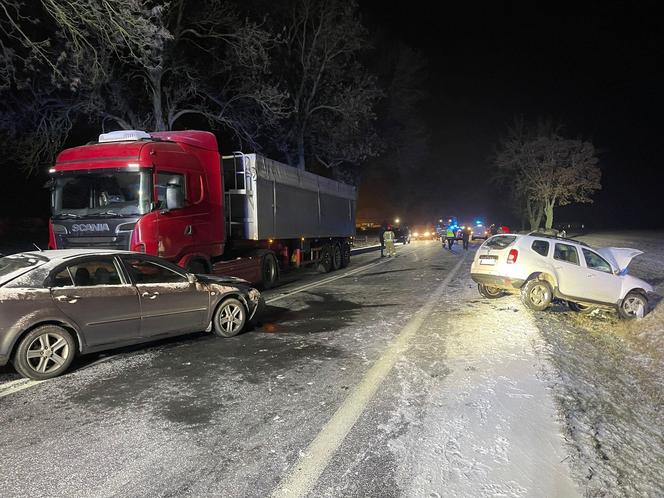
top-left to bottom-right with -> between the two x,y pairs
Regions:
13,325 -> 76,380
213,298 -> 247,338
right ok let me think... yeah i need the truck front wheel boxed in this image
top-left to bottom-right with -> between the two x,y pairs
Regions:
261,253 -> 278,290
186,258 -> 209,275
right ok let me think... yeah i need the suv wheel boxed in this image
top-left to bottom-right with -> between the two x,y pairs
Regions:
521,279 -> 553,311
568,302 -> 596,314
618,291 -> 648,319
478,283 -> 505,299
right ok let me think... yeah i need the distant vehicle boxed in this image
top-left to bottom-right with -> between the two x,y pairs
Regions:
394,227 -> 411,244
0,249 -> 262,380
470,233 -> 653,319
412,227 -> 436,240
470,221 -> 489,240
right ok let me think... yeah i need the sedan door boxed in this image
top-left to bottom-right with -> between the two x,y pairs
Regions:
50,256 -> 141,349
120,256 -> 209,337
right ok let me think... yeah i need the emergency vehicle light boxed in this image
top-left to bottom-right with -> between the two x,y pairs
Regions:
99,130 -> 151,143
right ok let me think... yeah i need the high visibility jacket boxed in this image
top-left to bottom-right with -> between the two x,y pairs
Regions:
384,230 -> 394,242
446,228 -> 455,238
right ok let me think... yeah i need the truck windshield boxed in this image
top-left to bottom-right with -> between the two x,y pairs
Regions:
51,169 -> 152,219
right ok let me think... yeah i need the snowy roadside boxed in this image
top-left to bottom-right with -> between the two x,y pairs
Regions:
530,231 -> 664,497
388,255 -> 579,497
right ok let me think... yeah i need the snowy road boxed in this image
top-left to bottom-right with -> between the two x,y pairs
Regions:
1,234 -> 660,497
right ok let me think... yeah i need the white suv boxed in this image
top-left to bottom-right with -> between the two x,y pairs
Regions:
470,233 -> 654,319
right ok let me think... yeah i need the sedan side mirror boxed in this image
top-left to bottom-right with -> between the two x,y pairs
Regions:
187,274 -> 197,284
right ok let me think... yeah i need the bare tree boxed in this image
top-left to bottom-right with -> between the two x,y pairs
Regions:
495,119 -> 601,230
0,0 -> 288,171
261,0 -> 381,172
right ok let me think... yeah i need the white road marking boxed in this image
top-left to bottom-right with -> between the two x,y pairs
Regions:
0,379 -> 44,398
271,254 -> 467,498
265,261 -> 385,304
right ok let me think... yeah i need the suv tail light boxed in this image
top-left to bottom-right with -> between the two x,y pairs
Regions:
507,248 -> 519,264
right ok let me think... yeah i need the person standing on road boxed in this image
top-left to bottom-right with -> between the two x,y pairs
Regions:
379,225 -> 386,257
462,226 -> 470,250
384,224 -> 396,257
445,226 -> 456,250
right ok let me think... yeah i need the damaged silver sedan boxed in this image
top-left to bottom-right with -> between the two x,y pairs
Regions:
0,249 -> 261,380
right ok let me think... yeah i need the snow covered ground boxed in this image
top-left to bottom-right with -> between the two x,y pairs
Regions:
374,231 -> 664,497
532,231 -> 664,497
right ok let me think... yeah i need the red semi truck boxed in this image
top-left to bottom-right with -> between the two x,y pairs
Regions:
47,130 -> 356,288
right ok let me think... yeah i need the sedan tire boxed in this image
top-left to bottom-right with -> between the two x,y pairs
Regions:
478,283 -> 506,299
618,291 -> 648,320
212,298 -> 247,338
13,325 -> 76,380
521,279 -> 553,311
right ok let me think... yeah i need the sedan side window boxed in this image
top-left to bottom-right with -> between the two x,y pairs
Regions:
583,249 -> 613,273
531,240 -> 549,257
554,243 -> 580,265
52,259 -> 122,287
124,258 -> 187,284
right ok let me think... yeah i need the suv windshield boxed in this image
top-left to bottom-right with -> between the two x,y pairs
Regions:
51,169 -> 151,219
484,235 -> 517,249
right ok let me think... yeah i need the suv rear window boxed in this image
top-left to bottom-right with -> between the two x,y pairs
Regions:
531,240 -> 549,256
484,235 -> 516,249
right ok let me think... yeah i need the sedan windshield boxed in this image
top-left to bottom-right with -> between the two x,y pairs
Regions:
51,169 -> 151,219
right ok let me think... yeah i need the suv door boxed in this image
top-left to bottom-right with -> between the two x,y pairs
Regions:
121,256 -> 209,337
50,256 -> 141,348
553,243 -> 589,299
581,248 -> 622,303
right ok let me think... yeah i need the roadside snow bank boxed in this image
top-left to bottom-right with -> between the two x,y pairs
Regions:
533,231 -> 664,496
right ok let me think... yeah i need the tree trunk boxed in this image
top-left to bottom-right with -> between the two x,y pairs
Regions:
527,198 -> 544,231
149,68 -> 167,131
296,130 -> 306,170
544,201 -> 555,230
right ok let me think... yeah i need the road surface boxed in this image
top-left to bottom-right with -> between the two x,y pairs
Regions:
2,234 -> 660,497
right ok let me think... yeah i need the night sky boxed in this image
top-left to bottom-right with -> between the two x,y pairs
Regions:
1,1 -> 662,230
359,0 -> 663,229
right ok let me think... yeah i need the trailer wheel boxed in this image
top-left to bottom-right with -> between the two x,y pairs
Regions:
318,245 -> 333,273
261,253 -> 278,290
331,243 -> 342,271
340,242 -> 351,268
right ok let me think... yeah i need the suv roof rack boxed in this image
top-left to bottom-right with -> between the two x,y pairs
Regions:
527,232 -> 589,247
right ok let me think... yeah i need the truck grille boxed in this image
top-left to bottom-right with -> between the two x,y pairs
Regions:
56,233 -> 130,250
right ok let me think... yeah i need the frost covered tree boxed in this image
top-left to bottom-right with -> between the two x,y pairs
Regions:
260,0 -> 382,172
495,119 -> 601,230
0,0 -> 287,171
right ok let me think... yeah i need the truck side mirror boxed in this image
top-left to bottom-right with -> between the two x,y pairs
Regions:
166,183 -> 184,210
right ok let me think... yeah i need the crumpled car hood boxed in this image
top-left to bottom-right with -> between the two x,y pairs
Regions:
596,247 -> 643,273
